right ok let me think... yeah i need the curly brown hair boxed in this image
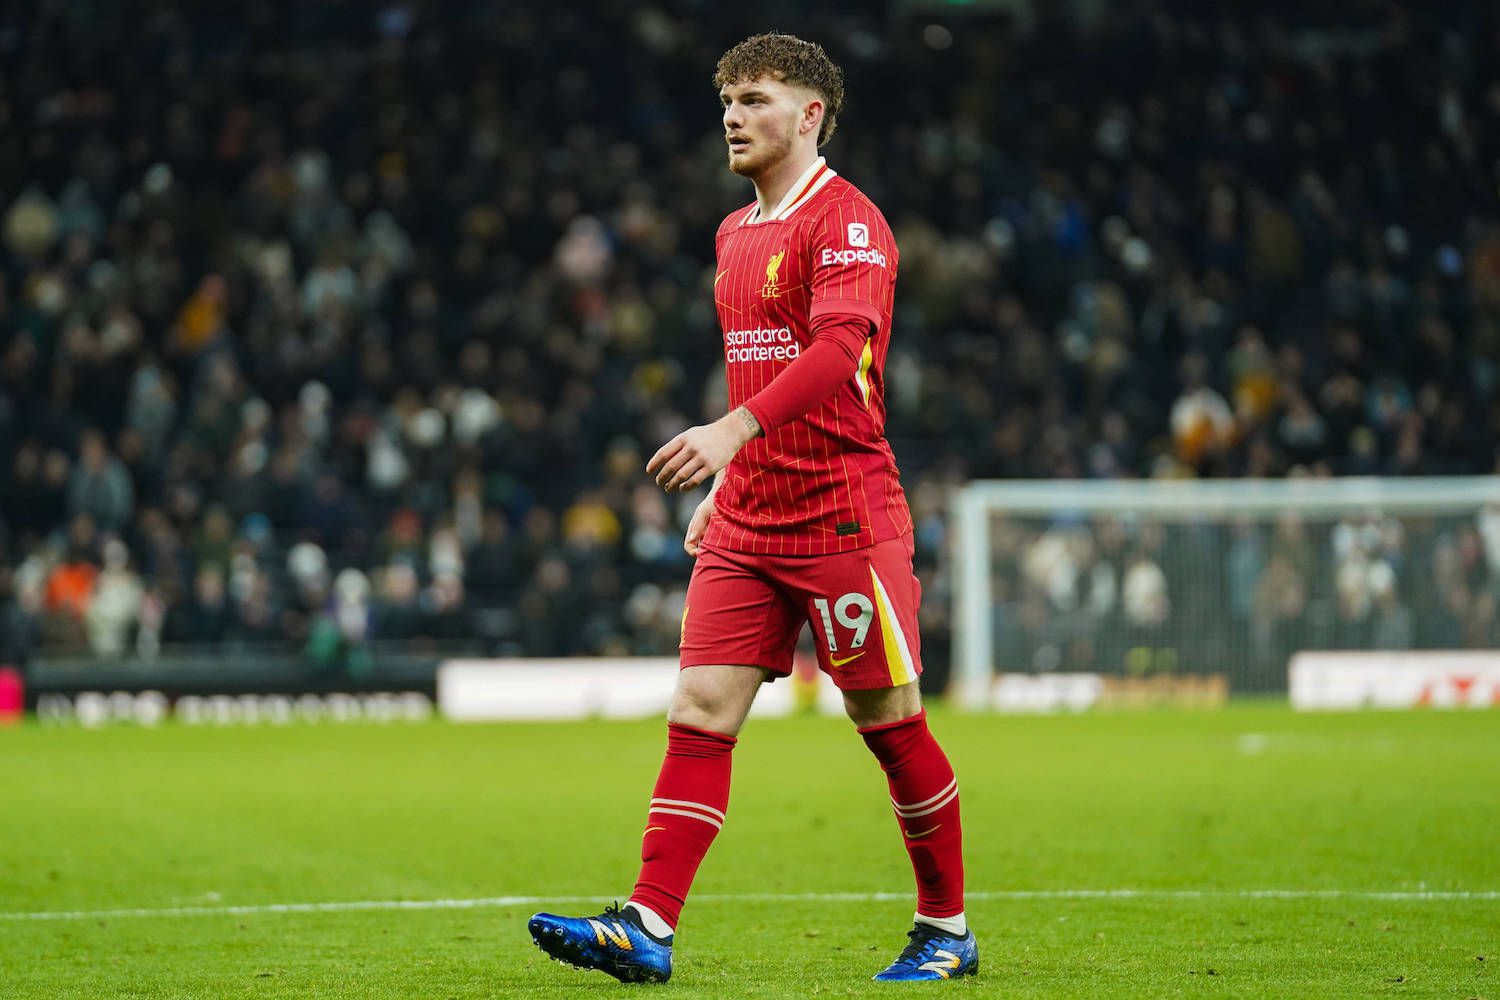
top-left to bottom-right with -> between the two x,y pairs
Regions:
713,33 -> 845,146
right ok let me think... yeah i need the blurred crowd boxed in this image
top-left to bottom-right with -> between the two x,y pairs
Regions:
988,505 -> 1500,689
1,2 -> 1499,684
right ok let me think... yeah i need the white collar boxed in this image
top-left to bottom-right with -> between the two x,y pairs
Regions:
744,156 -> 837,225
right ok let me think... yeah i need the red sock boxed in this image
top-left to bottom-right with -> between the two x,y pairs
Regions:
629,722 -> 735,929
859,710 -> 965,918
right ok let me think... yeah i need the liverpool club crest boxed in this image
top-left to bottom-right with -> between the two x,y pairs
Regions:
761,248 -> 786,298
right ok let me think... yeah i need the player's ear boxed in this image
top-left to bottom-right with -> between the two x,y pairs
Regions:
802,97 -> 824,138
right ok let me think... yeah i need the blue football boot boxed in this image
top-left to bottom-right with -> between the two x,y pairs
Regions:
528,903 -> 673,983
873,922 -> 979,981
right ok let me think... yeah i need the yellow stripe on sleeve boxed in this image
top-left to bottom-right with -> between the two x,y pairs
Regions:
854,339 -> 874,406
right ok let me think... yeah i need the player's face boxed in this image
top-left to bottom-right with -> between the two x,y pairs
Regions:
720,76 -> 806,178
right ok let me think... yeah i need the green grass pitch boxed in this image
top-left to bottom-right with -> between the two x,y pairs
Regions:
1,704 -> 1496,999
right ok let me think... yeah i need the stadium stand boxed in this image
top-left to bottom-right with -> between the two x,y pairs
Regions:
1,2 -> 1498,686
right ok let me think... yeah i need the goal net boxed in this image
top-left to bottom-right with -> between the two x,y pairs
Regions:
949,478 -> 1500,707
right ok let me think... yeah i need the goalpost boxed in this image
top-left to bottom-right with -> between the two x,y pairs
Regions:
949,477 -> 1500,708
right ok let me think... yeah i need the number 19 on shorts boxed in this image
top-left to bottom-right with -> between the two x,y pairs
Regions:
812,592 -> 875,653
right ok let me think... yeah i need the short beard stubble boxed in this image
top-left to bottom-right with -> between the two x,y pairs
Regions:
728,118 -> 799,180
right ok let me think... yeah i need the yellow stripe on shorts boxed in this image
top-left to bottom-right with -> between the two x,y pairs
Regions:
868,568 -> 918,686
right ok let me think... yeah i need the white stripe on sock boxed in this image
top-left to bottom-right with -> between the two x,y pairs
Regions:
647,806 -> 723,830
893,789 -> 959,820
650,797 -> 727,822
893,784 -> 959,819
892,778 -> 957,814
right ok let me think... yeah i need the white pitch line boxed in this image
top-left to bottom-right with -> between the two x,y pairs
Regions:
2,889 -> 1497,923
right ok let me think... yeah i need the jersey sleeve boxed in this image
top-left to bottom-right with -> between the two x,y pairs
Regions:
807,199 -> 897,328
741,313 -> 868,433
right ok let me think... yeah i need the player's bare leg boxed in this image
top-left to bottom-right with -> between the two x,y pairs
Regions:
529,665 -> 765,982
849,683 -> 978,981
843,679 -> 922,728
667,663 -> 767,736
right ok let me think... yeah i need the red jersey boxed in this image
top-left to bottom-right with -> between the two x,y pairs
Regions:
703,157 -> 913,556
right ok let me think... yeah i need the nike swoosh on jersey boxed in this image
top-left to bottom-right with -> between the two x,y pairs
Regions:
829,650 -> 867,667
715,268 -> 730,286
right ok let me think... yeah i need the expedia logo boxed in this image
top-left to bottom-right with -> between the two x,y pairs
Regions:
820,247 -> 888,268
762,248 -> 786,298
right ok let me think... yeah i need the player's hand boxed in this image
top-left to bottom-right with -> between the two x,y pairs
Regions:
684,495 -> 715,557
647,410 -> 758,493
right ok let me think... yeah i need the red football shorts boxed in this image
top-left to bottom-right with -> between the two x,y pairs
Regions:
679,534 -> 923,691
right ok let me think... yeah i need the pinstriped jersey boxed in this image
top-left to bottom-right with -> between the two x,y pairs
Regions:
703,157 -> 913,556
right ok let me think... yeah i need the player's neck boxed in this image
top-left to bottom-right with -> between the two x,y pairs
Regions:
751,147 -> 821,220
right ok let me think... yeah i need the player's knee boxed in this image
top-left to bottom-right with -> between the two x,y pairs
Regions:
844,682 -> 922,729
666,694 -> 736,734
667,685 -> 735,734
668,666 -> 759,735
